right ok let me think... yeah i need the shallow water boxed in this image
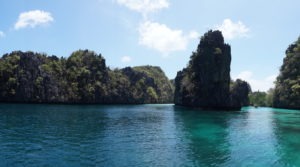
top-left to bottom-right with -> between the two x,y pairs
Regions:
0,104 -> 300,166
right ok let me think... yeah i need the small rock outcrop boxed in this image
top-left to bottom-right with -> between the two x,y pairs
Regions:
230,79 -> 251,108
174,30 -> 250,110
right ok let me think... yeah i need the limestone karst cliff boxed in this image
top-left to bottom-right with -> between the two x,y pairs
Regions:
0,50 -> 174,104
174,30 -> 250,110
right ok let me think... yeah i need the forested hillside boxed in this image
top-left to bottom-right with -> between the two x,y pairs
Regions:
0,50 -> 174,104
274,37 -> 300,109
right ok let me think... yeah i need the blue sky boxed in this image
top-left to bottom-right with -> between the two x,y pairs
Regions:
0,0 -> 299,91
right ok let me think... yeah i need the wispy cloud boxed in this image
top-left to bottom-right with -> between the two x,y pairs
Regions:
138,21 -> 199,56
116,0 -> 199,56
0,31 -> 4,38
15,10 -> 54,30
121,56 -> 132,63
116,0 -> 169,18
216,19 -> 250,40
234,71 -> 276,92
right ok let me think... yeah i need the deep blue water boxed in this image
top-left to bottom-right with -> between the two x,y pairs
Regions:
0,104 -> 300,166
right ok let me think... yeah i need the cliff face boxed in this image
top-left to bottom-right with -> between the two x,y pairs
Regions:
174,30 -> 250,109
0,50 -> 173,104
105,66 -> 174,104
230,79 -> 251,108
0,51 -> 66,103
273,37 -> 300,109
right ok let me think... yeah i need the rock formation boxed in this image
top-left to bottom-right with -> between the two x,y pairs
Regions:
273,37 -> 300,109
0,50 -> 174,104
174,30 -> 250,110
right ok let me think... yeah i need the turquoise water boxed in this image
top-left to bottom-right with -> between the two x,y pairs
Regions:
0,104 -> 300,166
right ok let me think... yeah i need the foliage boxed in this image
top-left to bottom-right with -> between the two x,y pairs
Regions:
274,37 -> 300,109
230,79 -> 251,107
0,50 -> 173,104
249,89 -> 274,107
249,91 -> 267,106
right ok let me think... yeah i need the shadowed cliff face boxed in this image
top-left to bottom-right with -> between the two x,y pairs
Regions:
0,50 -> 174,104
174,30 -> 249,109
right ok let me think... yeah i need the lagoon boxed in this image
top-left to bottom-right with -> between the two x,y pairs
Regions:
0,104 -> 300,166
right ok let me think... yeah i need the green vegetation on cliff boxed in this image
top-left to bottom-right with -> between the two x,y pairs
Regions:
174,30 -> 250,109
249,89 -> 274,107
230,79 -> 251,107
274,37 -> 300,109
0,50 -> 173,104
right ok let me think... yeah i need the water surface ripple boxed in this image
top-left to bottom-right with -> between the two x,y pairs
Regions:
0,104 -> 300,166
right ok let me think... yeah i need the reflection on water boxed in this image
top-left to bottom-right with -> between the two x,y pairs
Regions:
226,108 -> 281,166
272,108 -> 300,166
173,106 -> 233,166
0,104 -> 300,166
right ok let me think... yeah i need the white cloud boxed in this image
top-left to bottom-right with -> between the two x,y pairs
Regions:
188,31 -> 200,39
15,10 -> 54,30
234,71 -> 277,92
117,0 -> 169,17
216,19 -> 250,40
116,0 -> 199,56
138,21 -> 198,55
0,31 -> 4,38
121,56 -> 132,63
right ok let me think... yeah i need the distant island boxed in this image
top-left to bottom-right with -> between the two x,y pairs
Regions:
0,50 -> 174,104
